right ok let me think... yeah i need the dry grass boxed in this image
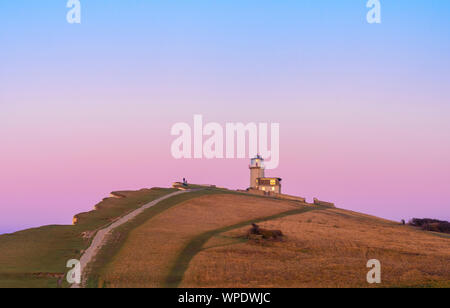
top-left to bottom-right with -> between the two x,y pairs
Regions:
180,208 -> 450,288
99,194 -> 300,287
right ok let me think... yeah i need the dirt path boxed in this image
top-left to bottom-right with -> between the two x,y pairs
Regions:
71,189 -> 191,288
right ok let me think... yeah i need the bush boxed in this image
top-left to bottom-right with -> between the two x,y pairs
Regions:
247,223 -> 283,240
408,218 -> 450,234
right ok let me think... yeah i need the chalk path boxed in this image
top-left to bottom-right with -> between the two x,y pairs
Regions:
71,189 -> 191,288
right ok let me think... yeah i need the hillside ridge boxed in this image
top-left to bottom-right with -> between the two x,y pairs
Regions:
1,185 -> 449,288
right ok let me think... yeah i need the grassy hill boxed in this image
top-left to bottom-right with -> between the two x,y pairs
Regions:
0,187 -> 176,288
1,186 -> 449,288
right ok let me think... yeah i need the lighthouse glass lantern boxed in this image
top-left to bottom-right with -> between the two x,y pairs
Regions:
250,154 -> 264,168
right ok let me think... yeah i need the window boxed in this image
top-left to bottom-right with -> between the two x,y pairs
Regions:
270,179 -> 276,185
272,187 -> 275,191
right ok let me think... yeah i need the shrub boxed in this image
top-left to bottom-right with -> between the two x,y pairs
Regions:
247,223 -> 283,240
408,218 -> 450,234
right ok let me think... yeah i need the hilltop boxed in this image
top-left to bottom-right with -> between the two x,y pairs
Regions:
0,185 -> 449,288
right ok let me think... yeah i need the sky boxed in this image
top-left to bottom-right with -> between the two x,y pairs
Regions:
1,1 -> 450,234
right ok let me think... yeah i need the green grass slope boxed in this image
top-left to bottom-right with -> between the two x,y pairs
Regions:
0,187 -> 175,288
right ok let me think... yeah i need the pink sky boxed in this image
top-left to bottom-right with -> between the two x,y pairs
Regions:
1,94 -> 450,234
1,1 -> 450,234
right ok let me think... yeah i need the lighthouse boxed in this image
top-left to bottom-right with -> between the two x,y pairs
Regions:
249,155 -> 265,189
249,155 -> 282,194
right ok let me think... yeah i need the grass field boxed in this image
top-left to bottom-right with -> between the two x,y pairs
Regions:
181,208 -> 450,287
1,185 -> 449,288
84,188 -> 232,287
0,187 -> 175,288
94,192 -> 307,287
92,189 -> 449,288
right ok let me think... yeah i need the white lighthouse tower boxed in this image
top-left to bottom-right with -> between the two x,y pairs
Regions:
249,154 -> 265,189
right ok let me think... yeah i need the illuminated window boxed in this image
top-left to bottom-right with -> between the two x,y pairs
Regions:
272,187 -> 275,191
270,179 -> 276,185
262,187 -> 265,191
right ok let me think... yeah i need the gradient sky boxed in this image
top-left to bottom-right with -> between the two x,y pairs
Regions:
1,1 -> 450,234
